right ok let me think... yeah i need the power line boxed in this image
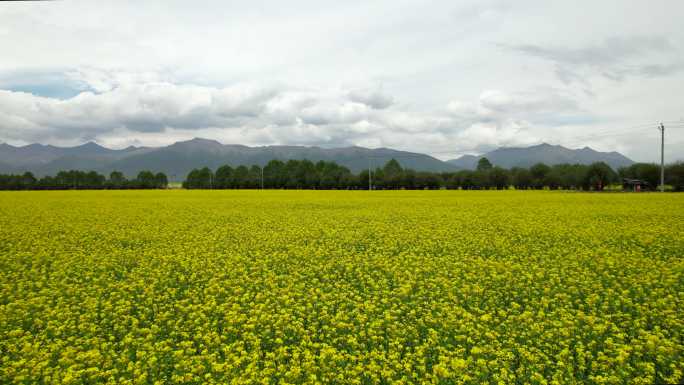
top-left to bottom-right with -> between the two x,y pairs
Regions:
549,122 -> 665,144
561,130 -> 656,146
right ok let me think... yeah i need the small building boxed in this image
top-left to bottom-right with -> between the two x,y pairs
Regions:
622,178 -> 651,192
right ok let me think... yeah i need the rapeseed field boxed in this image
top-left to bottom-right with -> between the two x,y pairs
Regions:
0,190 -> 682,384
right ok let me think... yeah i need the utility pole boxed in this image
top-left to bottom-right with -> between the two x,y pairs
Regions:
658,123 -> 665,192
261,166 -> 264,190
368,156 -> 372,190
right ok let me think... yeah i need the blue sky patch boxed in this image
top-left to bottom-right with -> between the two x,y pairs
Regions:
0,70 -> 91,99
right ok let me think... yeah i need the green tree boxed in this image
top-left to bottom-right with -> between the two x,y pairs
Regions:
510,167 -> 532,190
550,164 -> 588,190
264,160 -> 285,188
530,163 -> 551,189
248,165 -> 262,189
183,167 -> 213,189
489,167 -> 510,190
233,166 -> 249,188
299,160 -> 317,189
619,163 -> 659,189
472,170 -> 490,189
108,171 -> 127,188
136,170 -> 157,189
382,159 -> 404,189
214,165 -> 233,189
584,162 -> 617,191
154,172 -> 168,188
414,172 -> 441,189
21,172 -> 37,189
665,162 -> 684,191
477,157 -> 493,172
358,169 -> 372,190
455,170 -> 477,190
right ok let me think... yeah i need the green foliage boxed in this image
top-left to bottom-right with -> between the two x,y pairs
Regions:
135,170 -> 157,189
666,162 -> 684,191
619,163 -> 660,188
214,164 -> 234,188
476,157 -> 493,171
0,170 -> 167,190
3,159 -> 682,192
108,171 -> 126,188
585,162 -> 618,191
511,167 -> 533,190
530,163 -> 551,189
183,167 -> 213,189
489,167 -> 510,190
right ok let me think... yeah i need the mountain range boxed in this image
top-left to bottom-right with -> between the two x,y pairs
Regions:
0,139 -> 455,181
447,143 -> 634,171
0,139 -> 635,181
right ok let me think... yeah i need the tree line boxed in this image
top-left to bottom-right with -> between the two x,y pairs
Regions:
0,170 -> 168,190
183,160 -> 356,189
2,159 -> 681,191
183,157 -> 684,191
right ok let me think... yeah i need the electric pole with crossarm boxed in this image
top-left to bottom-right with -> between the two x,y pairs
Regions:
658,123 -> 665,192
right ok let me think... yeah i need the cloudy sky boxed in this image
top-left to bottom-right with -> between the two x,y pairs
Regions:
1,0 -> 683,161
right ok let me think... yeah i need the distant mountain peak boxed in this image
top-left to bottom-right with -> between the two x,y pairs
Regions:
76,141 -> 105,149
23,143 -> 47,149
172,137 -> 224,148
190,137 -> 222,145
529,142 -> 563,149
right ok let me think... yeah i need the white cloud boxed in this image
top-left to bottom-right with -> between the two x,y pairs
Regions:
503,36 -> 684,87
0,1 -> 683,162
0,79 -> 552,156
348,87 -> 394,109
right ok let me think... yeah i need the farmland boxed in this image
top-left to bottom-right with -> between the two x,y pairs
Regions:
0,190 -> 683,384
